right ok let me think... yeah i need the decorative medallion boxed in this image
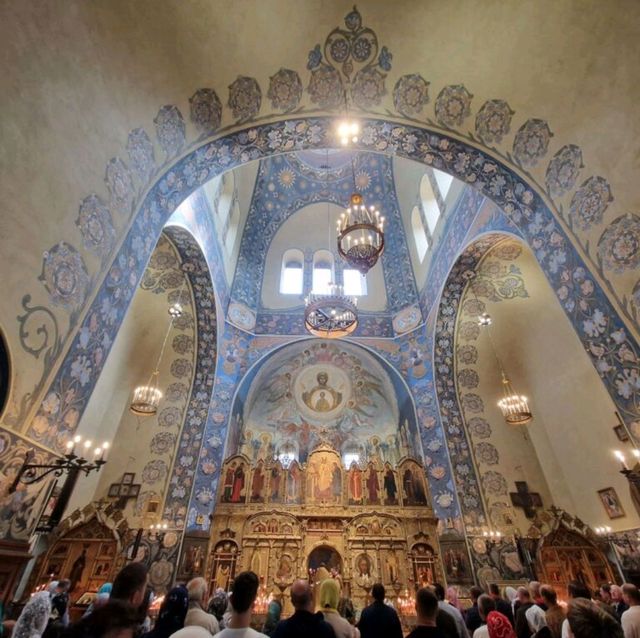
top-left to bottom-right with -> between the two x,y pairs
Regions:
126,128 -> 156,183
475,99 -> 515,144
457,368 -> 479,389
467,417 -> 492,439
170,358 -> 193,379
149,559 -> 173,588
392,305 -> 422,334
153,105 -> 186,158
512,118 -> 553,168
569,176 -> 613,231
228,76 -> 262,122
393,74 -> 430,117
475,442 -> 499,466
189,88 -> 223,135
457,344 -> 478,365
104,157 -> 134,216
306,6 -> 391,110
159,406 -> 182,428
142,459 -> 168,484
165,382 -> 189,403
461,393 -> 484,413
39,242 -> 89,310
545,144 -> 584,198
267,68 -> 303,112
434,85 -> 473,128
76,194 -> 116,258
482,471 -> 508,496
150,432 -> 176,455
597,213 -> 640,273
228,301 -> 256,331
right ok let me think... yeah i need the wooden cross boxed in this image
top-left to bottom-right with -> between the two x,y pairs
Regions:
108,473 -> 141,510
509,481 -> 542,519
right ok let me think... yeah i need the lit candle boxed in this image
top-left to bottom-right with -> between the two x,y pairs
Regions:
614,450 -> 628,470
66,441 -> 74,455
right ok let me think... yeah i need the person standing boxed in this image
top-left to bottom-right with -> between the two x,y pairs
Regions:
566,598 -> 623,638
215,571 -> 268,638
319,579 -> 358,638
472,595 -> 496,638
621,584 -> 640,638
514,588 -> 536,638
540,586 -> 564,638
44,580 -> 70,638
433,583 -> 469,638
357,584 -> 402,638
613,585 -> 631,621
465,587 -> 484,635
406,588 -> 446,638
13,592 -> 51,638
271,579 -> 333,638
142,585 -> 188,638
184,578 -> 219,635
489,585 -> 514,627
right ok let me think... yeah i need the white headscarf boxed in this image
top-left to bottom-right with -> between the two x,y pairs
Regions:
13,592 -> 51,638
526,604 -> 547,632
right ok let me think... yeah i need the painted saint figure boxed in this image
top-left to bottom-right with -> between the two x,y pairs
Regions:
302,371 -> 342,413
348,462 -> 363,503
286,461 -> 301,503
250,464 -> 265,502
231,463 -> 245,503
383,465 -> 398,505
270,465 -> 282,502
366,465 -> 380,504
331,462 -> 341,502
222,463 -> 235,502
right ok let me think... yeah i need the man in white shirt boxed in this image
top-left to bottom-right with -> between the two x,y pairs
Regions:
185,577 -> 220,635
433,583 -> 470,638
214,571 -> 268,638
622,583 -> 640,638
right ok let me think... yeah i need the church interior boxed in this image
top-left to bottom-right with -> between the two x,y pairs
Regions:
1,0 -> 640,630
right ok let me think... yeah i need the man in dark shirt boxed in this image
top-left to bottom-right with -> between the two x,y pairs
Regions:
514,587 -> 536,638
489,583 -> 515,627
272,579 -> 335,638
357,584 -> 403,638
465,586 -> 483,634
407,588 -> 446,638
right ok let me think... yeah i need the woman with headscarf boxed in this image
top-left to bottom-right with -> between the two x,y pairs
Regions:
525,605 -> 551,638
486,611 -> 516,638
82,583 -> 113,618
505,588 -> 519,621
142,585 -> 188,638
320,578 -> 359,638
13,592 -> 51,638
262,599 -> 282,637
207,588 -> 228,628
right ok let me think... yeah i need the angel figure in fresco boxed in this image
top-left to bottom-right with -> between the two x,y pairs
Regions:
348,462 -> 363,503
231,464 -> 245,503
383,464 -> 398,505
366,465 -> 380,504
286,462 -> 301,503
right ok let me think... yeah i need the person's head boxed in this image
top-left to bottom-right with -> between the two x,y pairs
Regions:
446,586 -> 459,606
154,585 -> 189,638
290,579 -> 313,612
599,584 -> 611,603
57,579 -> 71,594
489,583 -> 501,598
66,600 -> 140,638
415,588 -> 439,625
540,585 -> 558,607
622,583 -> 640,606
187,577 -> 208,605
230,571 -> 260,615
477,594 -> 496,621
433,583 -> 445,602
526,604 -> 547,633
505,586 -> 518,603
470,586 -> 483,603
567,598 -> 623,638
529,581 -> 542,599
517,586 -> 531,604
111,563 -> 149,608
371,583 -> 385,603
207,588 -> 228,620
611,584 -> 623,602
14,592 -> 51,638
567,581 -> 591,601
320,578 -> 340,611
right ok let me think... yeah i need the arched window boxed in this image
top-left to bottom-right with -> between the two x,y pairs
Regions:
433,168 -> 454,201
411,206 -> 429,262
312,250 -> 333,294
280,249 -> 304,295
343,268 -> 367,296
420,174 -> 441,235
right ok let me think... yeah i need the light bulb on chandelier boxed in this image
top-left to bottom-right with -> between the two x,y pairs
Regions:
497,372 -> 533,425
337,120 -> 359,146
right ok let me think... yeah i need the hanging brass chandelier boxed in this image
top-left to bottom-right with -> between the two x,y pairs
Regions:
478,311 -> 533,425
304,283 -> 358,338
130,298 -> 184,417
337,191 -> 385,275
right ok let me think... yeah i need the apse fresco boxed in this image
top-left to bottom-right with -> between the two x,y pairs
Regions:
228,339 -> 422,465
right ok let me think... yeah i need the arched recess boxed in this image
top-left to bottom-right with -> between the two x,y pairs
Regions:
12,118 -> 637,557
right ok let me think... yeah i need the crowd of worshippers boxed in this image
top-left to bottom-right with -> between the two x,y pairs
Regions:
3,568 -> 640,638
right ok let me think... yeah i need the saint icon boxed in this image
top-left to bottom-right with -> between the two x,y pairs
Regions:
302,372 -> 342,413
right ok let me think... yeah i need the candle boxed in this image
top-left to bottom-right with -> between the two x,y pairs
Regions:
614,450 -> 628,470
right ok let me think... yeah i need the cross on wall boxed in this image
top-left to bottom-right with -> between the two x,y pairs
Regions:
108,473 -> 141,510
509,481 -> 542,519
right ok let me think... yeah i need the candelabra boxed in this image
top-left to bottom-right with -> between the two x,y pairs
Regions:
594,525 -> 626,582
482,529 -> 504,550
128,521 -> 174,561
9,438 -> 108,494
614,449 -> 640,487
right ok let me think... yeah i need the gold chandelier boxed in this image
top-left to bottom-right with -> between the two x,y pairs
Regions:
478,312 -> 533,425
130,298 -> 184,417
